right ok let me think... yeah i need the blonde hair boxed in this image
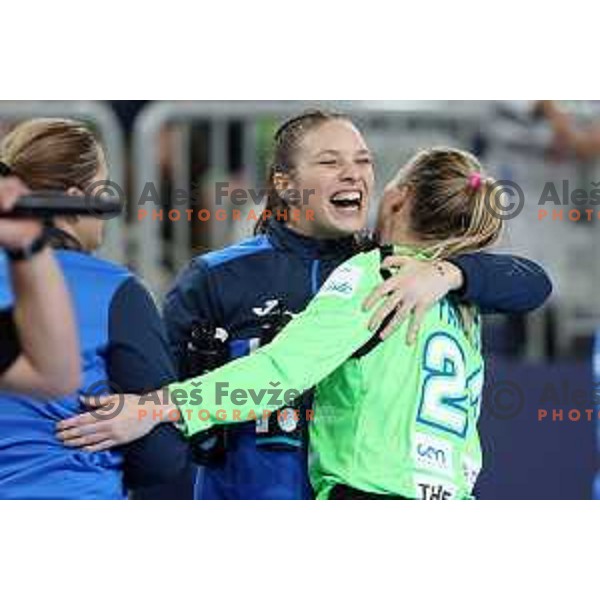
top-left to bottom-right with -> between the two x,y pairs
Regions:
390,147 -> 503,260
390,147 -> 505,341
0,118 -> 105,192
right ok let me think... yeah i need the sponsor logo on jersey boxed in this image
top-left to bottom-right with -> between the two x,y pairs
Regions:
414,476 -> 457,500
413,432 -> 453,475
319,265 -> 362,299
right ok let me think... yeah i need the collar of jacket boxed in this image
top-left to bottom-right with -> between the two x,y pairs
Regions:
391,244 -> 435,261
266,218 -> 356,260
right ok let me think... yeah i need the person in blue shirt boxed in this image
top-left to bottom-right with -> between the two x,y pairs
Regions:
0,170 -> 79,395
0,118 -> 189,499
155,110 -> 552,500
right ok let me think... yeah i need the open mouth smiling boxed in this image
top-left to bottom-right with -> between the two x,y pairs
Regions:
329,190 -> 364,211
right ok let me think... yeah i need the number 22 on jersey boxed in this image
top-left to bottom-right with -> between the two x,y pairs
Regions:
416,332 -> 483,438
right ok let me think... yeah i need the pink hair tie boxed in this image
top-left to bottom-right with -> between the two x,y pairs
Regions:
468,172 -> 482,191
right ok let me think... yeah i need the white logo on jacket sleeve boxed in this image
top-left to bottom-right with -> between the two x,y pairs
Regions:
319,265 -> 363,299
252,299 -> 280,317
413,432 -> 453,475
278,407 -> 298,433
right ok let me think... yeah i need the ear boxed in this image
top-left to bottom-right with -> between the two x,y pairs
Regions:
62,187 -> 84,223
66,186 -> 84,198
383,184 -> 410,214
273,172 -> 292,199
377,184 -> 411,243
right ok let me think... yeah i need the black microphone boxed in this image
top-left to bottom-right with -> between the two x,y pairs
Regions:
0,192 -> 123,218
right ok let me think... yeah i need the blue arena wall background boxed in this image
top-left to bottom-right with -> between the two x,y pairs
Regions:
475,358 -> 595,500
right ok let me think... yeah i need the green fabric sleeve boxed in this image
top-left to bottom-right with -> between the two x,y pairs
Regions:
168,250 -> 383,437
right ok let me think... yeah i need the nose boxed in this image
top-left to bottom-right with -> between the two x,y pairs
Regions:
338,160 -> 361,184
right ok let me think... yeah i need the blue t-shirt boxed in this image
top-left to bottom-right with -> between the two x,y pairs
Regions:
0,250 -> 190,499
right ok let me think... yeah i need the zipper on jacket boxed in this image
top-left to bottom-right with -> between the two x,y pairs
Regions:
311,259 -> 320,295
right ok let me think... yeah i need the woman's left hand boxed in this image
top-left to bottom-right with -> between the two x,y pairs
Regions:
362,256 -> 464,343
56,393 -> 168,451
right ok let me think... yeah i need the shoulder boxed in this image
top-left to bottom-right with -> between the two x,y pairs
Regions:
108,277 -> 167,346
110,276 -> 155,311
56,250 -> 132,277
198,234 -> 274,271
171,234 -> 275,292
318,249 -> 381,300
330,248 -> 381,280
106,277 -> 160,338
56,250 -> 133,292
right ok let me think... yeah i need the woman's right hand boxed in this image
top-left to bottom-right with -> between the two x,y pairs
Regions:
0,177 -> 42,249
55,393 -> 172,451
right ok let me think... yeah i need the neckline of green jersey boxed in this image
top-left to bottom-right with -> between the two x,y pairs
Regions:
391,244 -> 435,261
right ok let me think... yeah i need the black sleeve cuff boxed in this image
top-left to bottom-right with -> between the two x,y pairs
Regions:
0,309 -> 20,375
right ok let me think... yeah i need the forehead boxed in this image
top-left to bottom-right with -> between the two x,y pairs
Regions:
298,119 -> 370,156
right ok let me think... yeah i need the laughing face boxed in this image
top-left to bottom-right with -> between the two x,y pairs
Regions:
278,119 -> 375,239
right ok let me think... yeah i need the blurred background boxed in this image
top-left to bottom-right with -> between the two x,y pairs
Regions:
1,99 -> 597,498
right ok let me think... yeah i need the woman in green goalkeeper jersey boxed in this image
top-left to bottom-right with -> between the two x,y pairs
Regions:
58,148 -> 537,499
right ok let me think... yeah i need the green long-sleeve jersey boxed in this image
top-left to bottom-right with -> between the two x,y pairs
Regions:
169,247 -> 484,499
